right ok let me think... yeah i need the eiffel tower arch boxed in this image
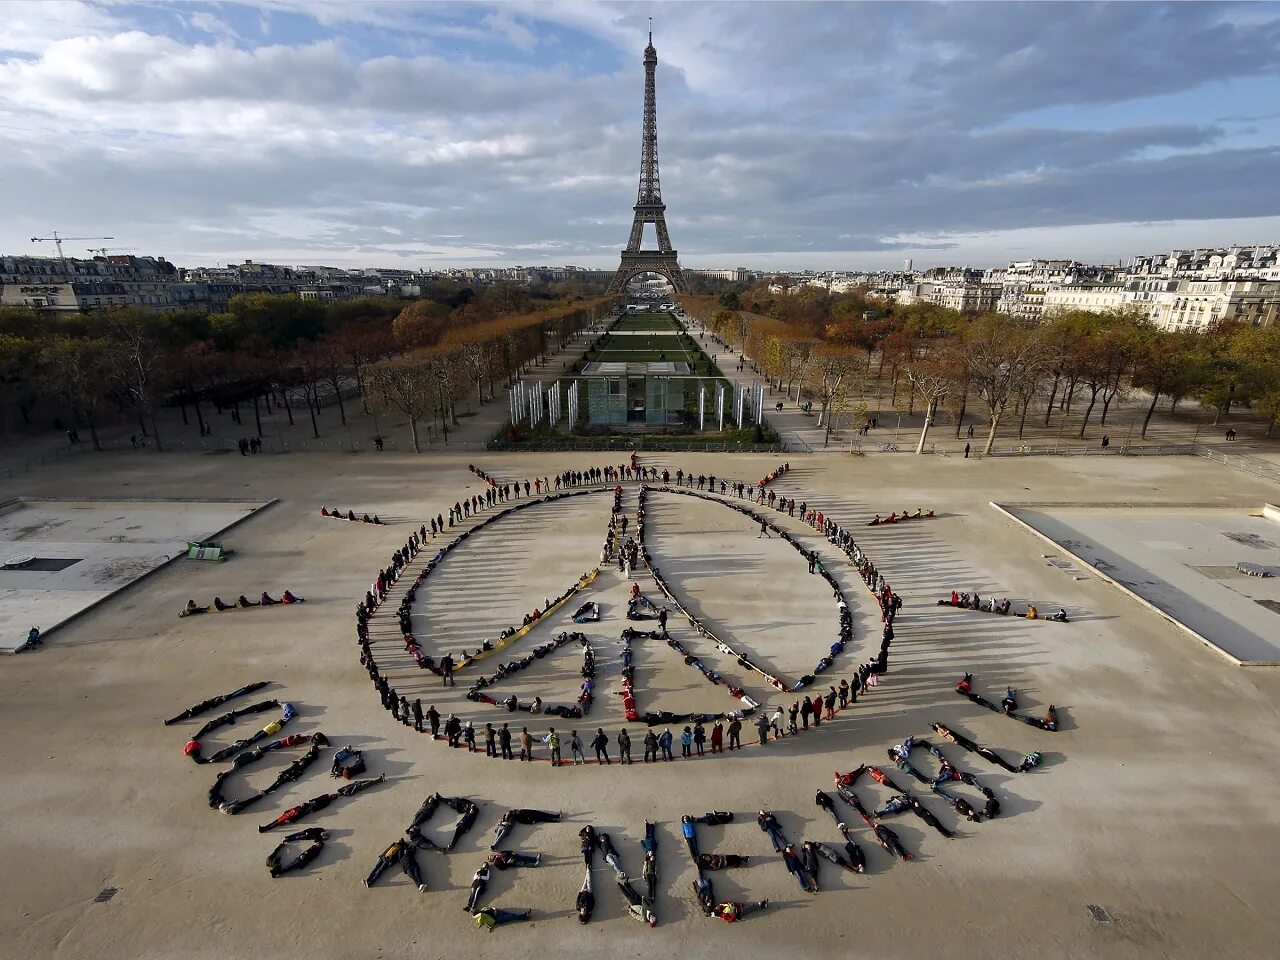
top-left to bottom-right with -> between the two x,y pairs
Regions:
608,29 -> 687,295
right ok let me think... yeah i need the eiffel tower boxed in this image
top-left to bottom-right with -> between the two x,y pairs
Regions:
608,25 -> 687,294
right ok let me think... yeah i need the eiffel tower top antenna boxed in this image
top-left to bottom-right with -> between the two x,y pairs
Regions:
648,17 -> 652,44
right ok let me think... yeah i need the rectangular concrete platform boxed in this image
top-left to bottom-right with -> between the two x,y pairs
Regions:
997,502 -> 1280,665
0,497 -> 270,651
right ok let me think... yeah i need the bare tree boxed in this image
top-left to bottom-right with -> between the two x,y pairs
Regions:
368,355 -> 435,453
961,315 -> 1049,455
904,347 -> 959,454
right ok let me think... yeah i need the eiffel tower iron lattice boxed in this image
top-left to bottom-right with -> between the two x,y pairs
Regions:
608,27 -> 687,294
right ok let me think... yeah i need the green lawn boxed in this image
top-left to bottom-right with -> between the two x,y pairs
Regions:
611,316 -> 682,331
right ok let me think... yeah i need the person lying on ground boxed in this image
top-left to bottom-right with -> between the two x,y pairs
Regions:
491,808 -> 561,848
185,698 -> 280,757
757,810 -> 787,853
800,841 -> 823,889
465,864 -> 491,912
875,794 -> 912,818
258,775 -> 385,832
487,850 -> 541,869
166,681 -> 271,725
219,741 -> 324,814
714,899 -> 769,922
681,816 -> 700,859
440,796 -> 480,849
1016,704 -> 1058,731
266,827 -> 327,877
930,784 -> 982,822
364,838 -> 427,892
617,879 -> 658,926
905,793 -> 954,838
576,867 -> 595,923
872,822 -> 912,861
597,832 -> 626,880
782,843 -> 817,892
931,722 -> 1029,772
693,875 -> 716,916
472,907 -> 532,931
579,825 -> 597,866
642,850 -> 657,905
281,590 -> 303,604
695,853 -> 750,870
694,811 -> 734,825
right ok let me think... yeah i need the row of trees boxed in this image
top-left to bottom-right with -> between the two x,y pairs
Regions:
684,287 -> 1280,453
0,281 -> 610,453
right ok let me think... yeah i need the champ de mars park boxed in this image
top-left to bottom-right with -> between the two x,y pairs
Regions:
3,4 -> 1280,960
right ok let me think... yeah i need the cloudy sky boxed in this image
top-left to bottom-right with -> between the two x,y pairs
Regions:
4,1 -> 1280,270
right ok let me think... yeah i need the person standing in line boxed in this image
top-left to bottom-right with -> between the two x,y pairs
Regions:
770,706 -> 785,739
824,687 -> 838,720
838,680 -> 849,709
440,653 -> 455,687
499,723 -> 513,760
570,731 -> 586,765
592,728 -> 612,765
427,704 -> 441,739
544,727 -> 561,766
810,694 -> 824,727
964,442 -> 971,459
519,726 -> 533,761
755,713 -> 770,745
799,697 -> 813,730
643,729 -> 659,763
693,721 -> 706,756
412,699 -> 424,733
484,722 -> 497,758
680,726 -> 693,758
659,728 -> 674,761
727,716 -> 742,751
617,728 -> 632,764
710,720 -> 724,754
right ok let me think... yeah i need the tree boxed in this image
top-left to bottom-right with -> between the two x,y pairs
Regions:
1232,325 -> 1280,435
904,343 -> 960,454
1130,328 -> 1203,438
368,355 -> 434,452
392,300 -> 452,349
107,311 -> 171,450
811,345 -> 861,447
961,314 -> 1048,455
40,337 -> 113,451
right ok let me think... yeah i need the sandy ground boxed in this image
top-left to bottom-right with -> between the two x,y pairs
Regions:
1,450 -> 1279,960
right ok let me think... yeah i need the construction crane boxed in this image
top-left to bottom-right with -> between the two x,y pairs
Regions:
30,231 -> 114,272
87,247 -> 135,259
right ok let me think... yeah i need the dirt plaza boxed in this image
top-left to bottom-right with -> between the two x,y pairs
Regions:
1,449 -> 1278,960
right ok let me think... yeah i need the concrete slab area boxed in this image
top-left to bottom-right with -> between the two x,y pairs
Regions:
1001,504 -> 1280,664
0,451 -> 1279,960
0,498 -> 268,651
